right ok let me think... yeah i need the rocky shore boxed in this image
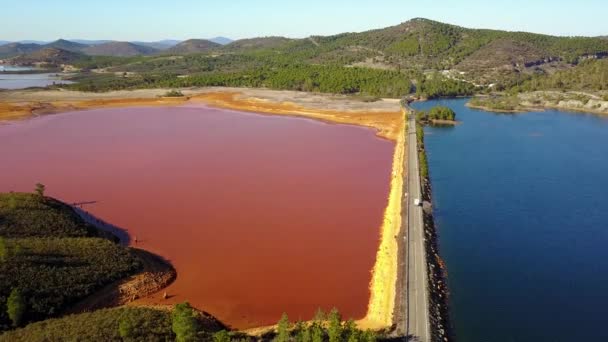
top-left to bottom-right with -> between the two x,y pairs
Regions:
468,91 -> 608,115
416,118 -> 453,342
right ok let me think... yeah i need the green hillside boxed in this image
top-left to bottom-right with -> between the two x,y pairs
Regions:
56,18 -> 606,96
0,192 -> 141,330
515,58 -> 608,92
1,193 -> 100,238
0,306 -> 226,342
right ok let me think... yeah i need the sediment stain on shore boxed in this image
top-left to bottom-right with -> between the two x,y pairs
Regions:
0,105 -> 394,329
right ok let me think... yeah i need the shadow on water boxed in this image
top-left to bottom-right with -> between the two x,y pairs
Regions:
71,206 -> 131,246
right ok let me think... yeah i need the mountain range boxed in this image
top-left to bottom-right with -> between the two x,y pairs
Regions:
0,37 -> 234,58
2,19 -> 607,89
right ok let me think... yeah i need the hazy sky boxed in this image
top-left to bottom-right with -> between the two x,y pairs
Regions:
2,0 -> 607,41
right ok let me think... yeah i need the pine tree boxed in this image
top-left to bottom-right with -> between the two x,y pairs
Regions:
213,330 -> 231,342
276,313 -> 290,342
34,183 -> 46,197
327,308 -> 342,342
118,316 -> 135,339
0,237 -> 7,263
171,302 -> 199,342
7,288 -> 26,327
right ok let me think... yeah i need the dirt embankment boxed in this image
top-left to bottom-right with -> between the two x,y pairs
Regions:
360,112 -> 405,330
416,124 -> 453,342
67,206 -> 176,314
66,248 -> 176,314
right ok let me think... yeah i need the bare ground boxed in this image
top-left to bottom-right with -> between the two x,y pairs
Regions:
66,248 -> 176,314
0,87 -> 402,140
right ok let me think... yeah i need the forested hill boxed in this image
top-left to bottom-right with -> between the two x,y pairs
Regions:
9,18 -> 608,97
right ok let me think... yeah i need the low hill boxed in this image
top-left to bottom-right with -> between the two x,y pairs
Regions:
209,36 -> 233,45
43,39 -> 87,52
8,48 -> 83,66
517,58 -> 608,92
454,38 -> 557,85
223,36 -> 293,51
0,193 -> 102,239
55,18 -> 608,95
133,39 -> 181,50
0,192 -> 141,330
0,43 -> 41,58
163,39 -> 222,54
82,41 -> 158,56
0,306 -> 226,342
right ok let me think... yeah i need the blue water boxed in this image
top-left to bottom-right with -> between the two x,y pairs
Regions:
411,99 -> 608,342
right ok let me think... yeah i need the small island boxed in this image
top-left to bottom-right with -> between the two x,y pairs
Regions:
415,105 -> 458,125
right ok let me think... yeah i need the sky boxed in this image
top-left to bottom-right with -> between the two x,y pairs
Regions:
2,0 -> 607,41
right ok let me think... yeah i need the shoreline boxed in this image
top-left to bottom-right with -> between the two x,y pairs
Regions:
66,205 -> 177,314
0,87 -> 403,141
361,109 -> 405,329
414,111 -> 453,341
467,95 -> 608,116
0,87 -> 405,333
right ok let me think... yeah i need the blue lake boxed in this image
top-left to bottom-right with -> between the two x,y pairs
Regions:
0,72 -> 73,89
411,98 -> 608,341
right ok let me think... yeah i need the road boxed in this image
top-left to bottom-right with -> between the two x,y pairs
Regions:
405,108 -> 431,341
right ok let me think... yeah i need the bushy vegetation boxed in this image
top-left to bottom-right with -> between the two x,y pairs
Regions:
415,74 -> 476,99
164,89 -> 184,97
0,307 -> 175,341
428,106 -> 456,120
514,59 -> 608,92
415,124 -> 429,178
468,96 -> 521,111
0,193 -> 98,239
11,18 -> 608,97
172,302 -> 200,342
0,237 -> 140,329
0,191 -> 141,331
254,308 -> 380,342
67,64 -> 414,98
417,106 -> 457,122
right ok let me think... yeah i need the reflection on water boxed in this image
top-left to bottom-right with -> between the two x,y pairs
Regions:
412,98 -> 608,342
0,71 -> 73,89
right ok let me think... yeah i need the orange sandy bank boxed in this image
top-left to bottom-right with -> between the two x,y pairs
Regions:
190,92 -> 402,141
0,89 -> 402,141
0,97 -> 188,122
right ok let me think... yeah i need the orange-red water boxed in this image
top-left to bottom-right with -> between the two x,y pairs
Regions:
0,106 -> 393,328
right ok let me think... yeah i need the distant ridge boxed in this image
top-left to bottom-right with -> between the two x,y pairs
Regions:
82,41 -> 159,56
164,39 -> 221,54
44,39 -> 87,52
0,42 -> 42,58
10,48 -> 83,65
224,36 -> 293,51
209,37 -> 233,45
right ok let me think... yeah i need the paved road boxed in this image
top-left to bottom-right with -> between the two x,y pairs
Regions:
405,109 -> 431,341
